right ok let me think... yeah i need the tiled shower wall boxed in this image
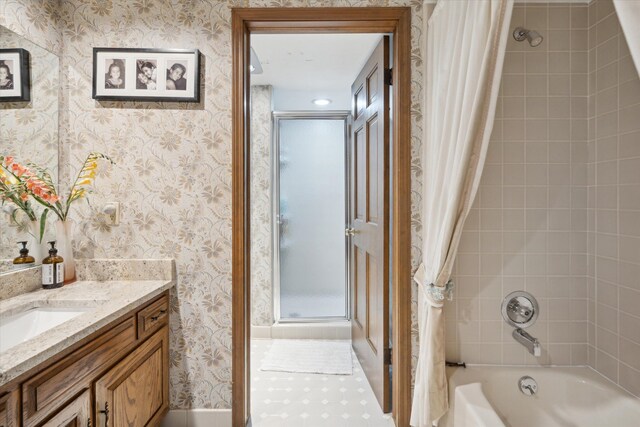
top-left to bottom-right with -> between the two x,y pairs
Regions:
587,0 -> 640,396
447,3 -> 591,366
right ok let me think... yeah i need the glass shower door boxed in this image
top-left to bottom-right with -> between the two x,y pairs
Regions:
275,114 -> 348,320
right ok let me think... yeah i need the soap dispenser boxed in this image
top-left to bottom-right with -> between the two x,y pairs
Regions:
42,241 -> 64,289
13,241 -> 35,266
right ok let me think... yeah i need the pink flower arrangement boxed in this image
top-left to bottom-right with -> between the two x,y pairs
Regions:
0,156 -> 38,222
0,153 -> 114,225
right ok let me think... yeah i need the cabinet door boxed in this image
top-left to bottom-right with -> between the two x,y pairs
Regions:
40,389 -> 91,427
95,327 -> 168,427
0,389 -> 19,427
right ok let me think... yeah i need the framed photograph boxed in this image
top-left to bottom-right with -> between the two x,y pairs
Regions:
92,48 -> 200,102
0,48 -> 30,102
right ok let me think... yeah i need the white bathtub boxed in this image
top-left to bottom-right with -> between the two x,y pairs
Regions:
439,366 -> 640,427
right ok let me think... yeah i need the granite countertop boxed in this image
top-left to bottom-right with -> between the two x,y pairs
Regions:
0,277 -> 175,388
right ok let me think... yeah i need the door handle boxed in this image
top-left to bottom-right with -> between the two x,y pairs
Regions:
345,228 -> 358,236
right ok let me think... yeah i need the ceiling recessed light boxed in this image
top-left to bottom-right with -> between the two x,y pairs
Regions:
312,99 -> 332,106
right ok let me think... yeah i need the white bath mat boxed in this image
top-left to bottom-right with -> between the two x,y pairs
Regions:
260,339 -> 353,375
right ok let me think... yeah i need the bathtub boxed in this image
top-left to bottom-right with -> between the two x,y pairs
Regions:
439,366 -> 640,427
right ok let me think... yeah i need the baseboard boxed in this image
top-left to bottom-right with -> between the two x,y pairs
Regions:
251,325 -> 272,338
251,322 -> 351,340
160,409 -> 232,427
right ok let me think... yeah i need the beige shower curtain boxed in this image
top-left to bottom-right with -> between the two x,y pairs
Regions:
613,0 -> 640,79
411,1 -> 513,425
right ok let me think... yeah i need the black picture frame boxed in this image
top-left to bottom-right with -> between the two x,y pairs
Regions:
0,48 -> 31,102
92,48 -> 200,102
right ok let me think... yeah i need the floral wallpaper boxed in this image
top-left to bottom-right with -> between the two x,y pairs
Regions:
250,85 -> 274,327
0,15 -> 60,261
4,0 -> 425,410
0,0 -> 62,56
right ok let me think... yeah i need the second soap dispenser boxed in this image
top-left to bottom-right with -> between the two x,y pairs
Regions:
13,241 -> 35,266
42,241 -> 64,289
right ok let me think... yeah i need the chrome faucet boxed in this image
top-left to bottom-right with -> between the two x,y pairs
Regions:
513,328 -> 541,357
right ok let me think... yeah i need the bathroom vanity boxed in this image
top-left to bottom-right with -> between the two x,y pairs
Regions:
0,260 -> 175,427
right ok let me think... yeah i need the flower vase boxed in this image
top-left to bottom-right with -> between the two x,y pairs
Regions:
55,220 -> 76,283
27,220 -> 47,264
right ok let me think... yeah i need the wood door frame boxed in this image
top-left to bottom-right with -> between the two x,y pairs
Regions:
231,7 -> 412,427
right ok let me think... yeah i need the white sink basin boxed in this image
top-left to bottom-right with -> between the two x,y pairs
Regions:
0,307 -> 92,353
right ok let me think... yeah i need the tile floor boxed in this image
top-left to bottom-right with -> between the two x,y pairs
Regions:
251,339 -> 395,427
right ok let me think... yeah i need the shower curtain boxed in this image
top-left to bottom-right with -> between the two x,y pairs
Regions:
411,1 -> 513,426
613,0 -> 640,79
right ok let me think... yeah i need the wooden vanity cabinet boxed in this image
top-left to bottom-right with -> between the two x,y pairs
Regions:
95,327 -> 169,427
0,291 -> 169,427
0,389 -> 19,427
23,318 -> 137,426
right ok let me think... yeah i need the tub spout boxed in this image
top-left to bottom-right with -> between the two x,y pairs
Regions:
513,328 -> 541,357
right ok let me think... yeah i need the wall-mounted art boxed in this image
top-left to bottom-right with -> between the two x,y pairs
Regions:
92,48 -> 200,102
0,48 -> 31,102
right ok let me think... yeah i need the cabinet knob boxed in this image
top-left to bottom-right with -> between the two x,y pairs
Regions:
150,309 -> 167,321
99,401 -> 109,426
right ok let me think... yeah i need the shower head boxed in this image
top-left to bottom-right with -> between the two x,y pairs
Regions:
513,27 -> 543,47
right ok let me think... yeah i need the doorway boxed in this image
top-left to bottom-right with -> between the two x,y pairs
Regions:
232,8 -> 412,427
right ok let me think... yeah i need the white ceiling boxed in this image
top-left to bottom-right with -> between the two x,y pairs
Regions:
250,33 -> 383,100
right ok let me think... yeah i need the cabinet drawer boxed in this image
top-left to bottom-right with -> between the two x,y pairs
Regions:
40,389 -> 90,427
0,389 -> 19,427
137,295 -> 168,339
23,317 -> 136,427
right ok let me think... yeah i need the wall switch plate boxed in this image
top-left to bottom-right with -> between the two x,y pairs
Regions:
102,202 -> 120,225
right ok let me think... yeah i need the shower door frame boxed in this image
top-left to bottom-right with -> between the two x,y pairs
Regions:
271,111 -> 352,323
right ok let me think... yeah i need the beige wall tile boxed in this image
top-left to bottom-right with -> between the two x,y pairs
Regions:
597,36 -> 619,69
526,51 -> 549,74
620,313 -> 640,345
503,74 -> 525,96
549,74 -> 570,95
619,79 -> 640,108
595,0 -> 615,23
620,338 -> 640,371
596,61 -> 618,91
619,158 -> 640,184
571,7 -> 588,30
549,52 -> 571,73
619,363 -> 640,396
597,303 -> 619,332
619,55 -> 637,83
549,7 -> 570,29
549,29 -> 571,51
619,211 -> 640,238
571,343 -> 589,364
596,326 -> 619,356
548,119 -> 571,140
572,51 -> 589,73
504,52 -> 526,74
596,13 -> 619,46
596,350 -> 618,382
619,104 -> 640,134
571,74 -> 588,96
619,262 -> 640,292
620,287 -> 640,317
570,29 -> 589,51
